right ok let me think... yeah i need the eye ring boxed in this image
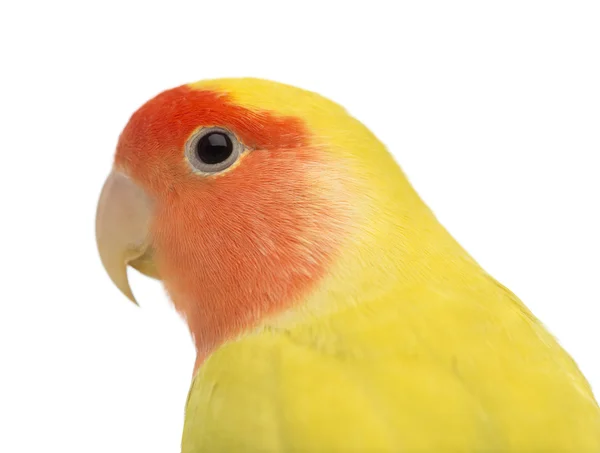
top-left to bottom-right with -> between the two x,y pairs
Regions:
184,127 -> 244,174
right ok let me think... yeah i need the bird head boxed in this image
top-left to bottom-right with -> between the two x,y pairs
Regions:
96,78 -> 437,357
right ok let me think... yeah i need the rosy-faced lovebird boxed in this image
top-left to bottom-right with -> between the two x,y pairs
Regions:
96,78 -> 600,452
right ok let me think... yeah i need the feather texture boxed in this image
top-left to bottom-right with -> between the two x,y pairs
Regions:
111,78 -> 600,451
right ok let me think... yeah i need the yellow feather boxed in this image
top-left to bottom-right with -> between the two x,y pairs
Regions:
182,78 -> 600,451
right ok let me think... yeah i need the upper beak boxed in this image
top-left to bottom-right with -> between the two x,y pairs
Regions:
95,170 -> 157,304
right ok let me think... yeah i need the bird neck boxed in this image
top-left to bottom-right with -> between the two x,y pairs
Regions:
264,175 -> 488,332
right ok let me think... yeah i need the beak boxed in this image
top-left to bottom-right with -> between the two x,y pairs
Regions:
95,170 -> 157,305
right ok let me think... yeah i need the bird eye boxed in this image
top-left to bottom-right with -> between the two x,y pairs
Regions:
185,127 -> 243,174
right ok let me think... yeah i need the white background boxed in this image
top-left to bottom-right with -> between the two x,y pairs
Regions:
1,2 -> 599,452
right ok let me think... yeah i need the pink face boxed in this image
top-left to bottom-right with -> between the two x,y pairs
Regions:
107,85 -> 348,357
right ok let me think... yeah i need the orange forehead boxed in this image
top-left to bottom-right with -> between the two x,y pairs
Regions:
115,85 -> 309,192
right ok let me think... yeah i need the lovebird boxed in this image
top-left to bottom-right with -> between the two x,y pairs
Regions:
96,78 -> 600,452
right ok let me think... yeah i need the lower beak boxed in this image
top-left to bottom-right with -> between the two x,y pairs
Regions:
95,170 -> 157,304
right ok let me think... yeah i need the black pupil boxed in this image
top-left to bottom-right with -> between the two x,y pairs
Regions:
196,132 -> 233,164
